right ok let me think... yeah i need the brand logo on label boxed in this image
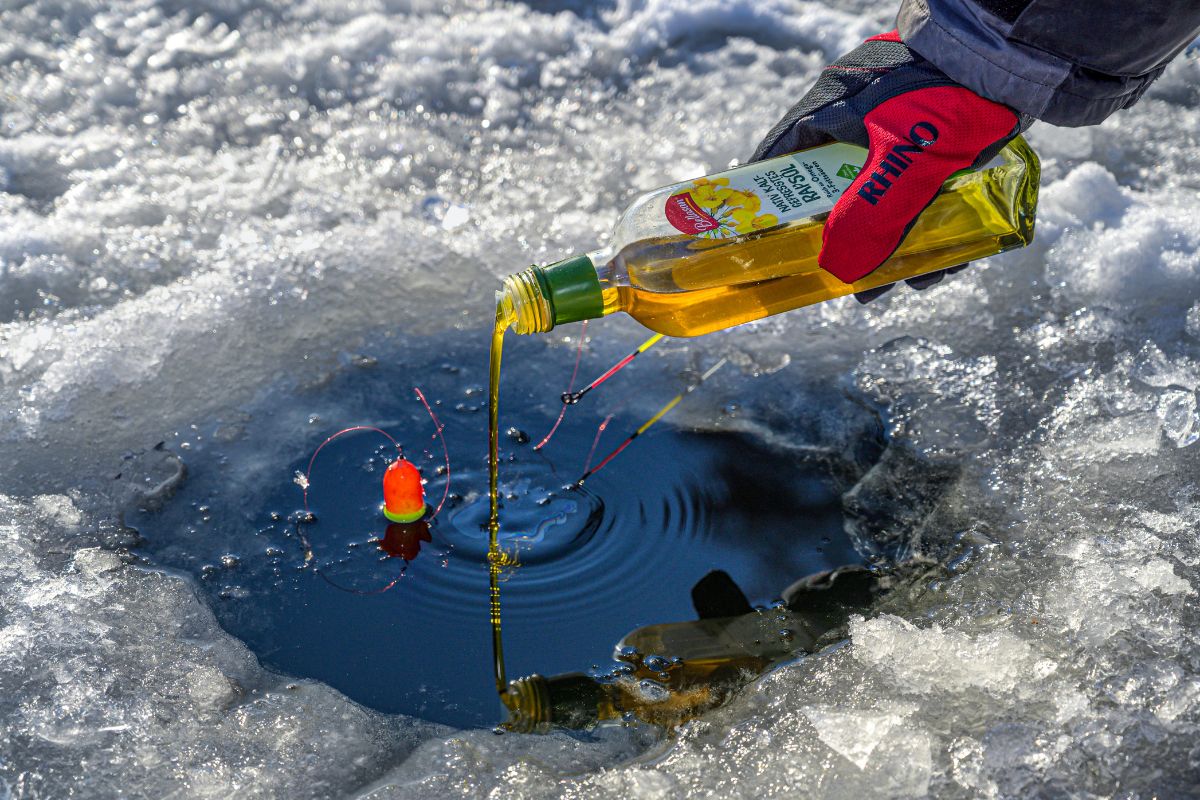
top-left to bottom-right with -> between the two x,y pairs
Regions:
836,163 -> 861,180
856,122 -> 940,206
665,192 -> 720,235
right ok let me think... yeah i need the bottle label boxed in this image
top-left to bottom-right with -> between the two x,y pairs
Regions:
664,143 -> 868,240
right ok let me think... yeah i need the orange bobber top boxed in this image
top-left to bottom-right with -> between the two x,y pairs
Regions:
382,458 -> 426,523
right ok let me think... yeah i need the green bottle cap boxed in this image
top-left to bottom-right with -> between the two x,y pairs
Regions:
533,255 -> 604,327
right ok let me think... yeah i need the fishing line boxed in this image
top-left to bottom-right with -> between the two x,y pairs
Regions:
581,414 -> 615,476
302,425 -> 401,513
563,332 -> 663,406
532,320 -> 588,452
414,387 -> 452,517
534,328 -> 661,454
296,388 -> 450,596
293,519 -> 409,596
577,357 -> 727,484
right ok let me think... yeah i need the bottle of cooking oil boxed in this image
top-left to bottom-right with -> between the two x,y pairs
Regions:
499,137 -> 1039,338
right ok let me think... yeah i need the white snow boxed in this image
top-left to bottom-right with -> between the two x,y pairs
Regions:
1,0 -> 1199,797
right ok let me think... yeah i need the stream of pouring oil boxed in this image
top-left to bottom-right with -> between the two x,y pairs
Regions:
488,301 -> 513,704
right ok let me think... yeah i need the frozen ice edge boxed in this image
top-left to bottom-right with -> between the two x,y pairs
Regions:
0,495 -> 448,798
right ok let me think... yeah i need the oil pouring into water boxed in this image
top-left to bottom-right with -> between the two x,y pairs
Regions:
489,268 -> 573,703
488,298 -> 515,703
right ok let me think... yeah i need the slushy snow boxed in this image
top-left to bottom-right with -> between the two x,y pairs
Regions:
1,0 -> 1199,797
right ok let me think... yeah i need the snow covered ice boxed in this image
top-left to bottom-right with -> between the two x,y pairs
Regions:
1,0 -> 1200,797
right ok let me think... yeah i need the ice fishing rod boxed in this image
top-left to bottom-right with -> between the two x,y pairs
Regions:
576,357 -> 727,484
533,329 -> 664,452
529,322 -> 726,480
562,332 -> 664,406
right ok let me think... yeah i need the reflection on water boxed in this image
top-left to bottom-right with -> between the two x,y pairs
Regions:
131,330 -> 863,728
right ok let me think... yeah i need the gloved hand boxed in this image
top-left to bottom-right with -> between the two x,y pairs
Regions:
851,262 -> 968,304
751,31 -> 1030,302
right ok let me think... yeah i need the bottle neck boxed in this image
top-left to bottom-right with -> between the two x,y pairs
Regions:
501,255 -> 605,335
499,268 -> 554,334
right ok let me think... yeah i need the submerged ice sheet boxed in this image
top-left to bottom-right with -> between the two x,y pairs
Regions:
1,0 -> 1199,797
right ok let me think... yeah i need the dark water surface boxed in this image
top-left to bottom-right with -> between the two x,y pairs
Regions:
131,329 -> 860,728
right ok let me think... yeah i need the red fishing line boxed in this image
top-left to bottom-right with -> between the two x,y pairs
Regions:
581,413 -> 615,476
302,425 -> 401,518
532,320 -> 588,452
577,358 -> 727,484
414,386 -> 451,518
296,387 -> 451,595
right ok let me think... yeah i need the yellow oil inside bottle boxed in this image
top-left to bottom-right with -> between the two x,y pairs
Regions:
608,145 -> 1036,336
505,136 -> 1040,338
620,143 -> 1032,294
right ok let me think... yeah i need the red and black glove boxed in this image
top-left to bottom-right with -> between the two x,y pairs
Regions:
751,32 -> 1030,302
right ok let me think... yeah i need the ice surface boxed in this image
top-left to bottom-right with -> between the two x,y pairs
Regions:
1,0 -> 1199,797
0,495 -> 443,797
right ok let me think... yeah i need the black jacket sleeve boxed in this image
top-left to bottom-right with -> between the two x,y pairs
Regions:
898,0 -> 1200,126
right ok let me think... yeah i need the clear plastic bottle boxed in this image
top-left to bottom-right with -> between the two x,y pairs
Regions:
499,137 -> 1039,338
